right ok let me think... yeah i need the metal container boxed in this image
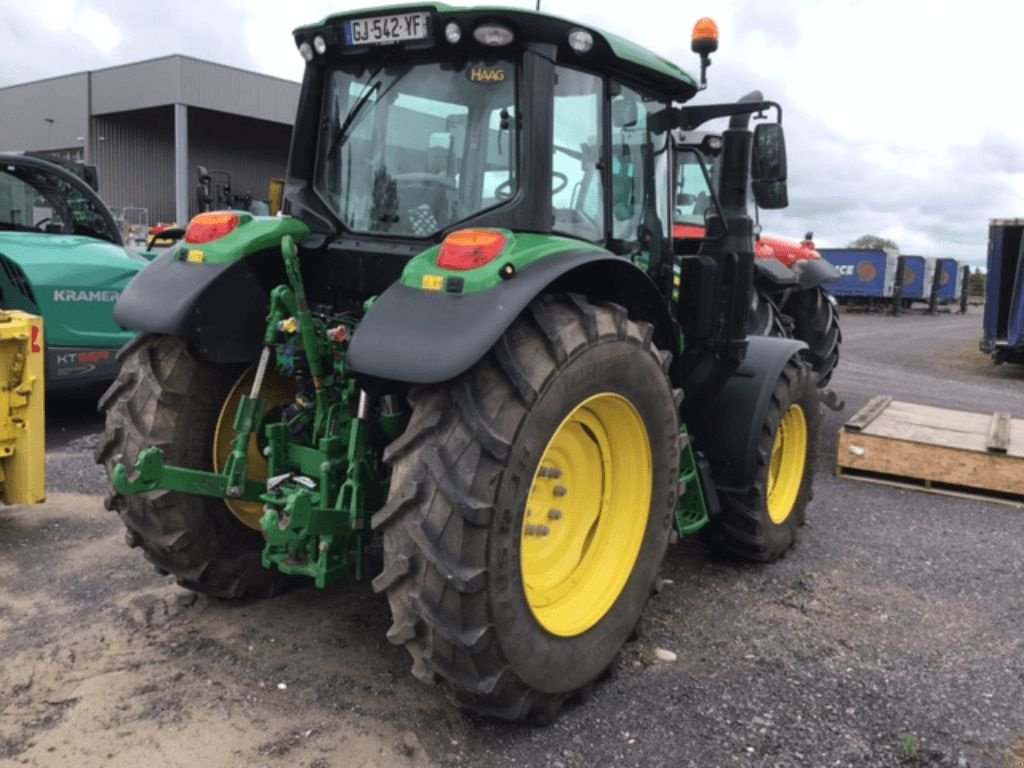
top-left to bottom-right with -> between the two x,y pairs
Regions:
933,258 -> 960,302
819,248 -> 900,299
981,219 -> 1024,363
896,255 -> 927,300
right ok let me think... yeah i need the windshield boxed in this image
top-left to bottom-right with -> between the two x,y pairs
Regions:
0,162 -> 118,242
315,59 -> 517,237
674,148 -> 716,227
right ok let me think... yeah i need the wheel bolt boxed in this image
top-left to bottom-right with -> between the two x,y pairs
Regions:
548,509 -> 563,521
538,466 -> 562,479
553,485 -> 567,497
525,524 -> 551,537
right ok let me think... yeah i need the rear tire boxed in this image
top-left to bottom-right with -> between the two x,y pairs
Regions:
96,334 -> 290,599
748,287 -> 788,338
709,357 -> 819,562
782,287 -> 842,386
372,295 -> 680,722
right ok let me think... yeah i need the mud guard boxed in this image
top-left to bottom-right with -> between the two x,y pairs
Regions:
113,249 -> 270,364
347,252 -> 674,385
686,336 -> 808,494
754,257 -> 840,291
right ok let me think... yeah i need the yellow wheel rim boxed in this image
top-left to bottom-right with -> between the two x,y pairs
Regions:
520,393 -> 652,637
766,404 -> 808,525
213,367 -> 293,531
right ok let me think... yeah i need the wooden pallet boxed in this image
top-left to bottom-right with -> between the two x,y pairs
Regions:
835,396 -> 1024,505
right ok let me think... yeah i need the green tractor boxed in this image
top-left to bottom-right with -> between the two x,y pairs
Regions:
99,6 -> 820,722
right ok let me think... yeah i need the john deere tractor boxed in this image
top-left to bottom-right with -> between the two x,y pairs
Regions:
99,7 -> 820,722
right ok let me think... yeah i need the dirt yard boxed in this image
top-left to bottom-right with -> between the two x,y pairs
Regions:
2,308 -> 1022,767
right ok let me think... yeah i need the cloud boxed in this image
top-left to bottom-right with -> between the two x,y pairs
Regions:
0,0 -> 1020,267
77,7 -> 122,53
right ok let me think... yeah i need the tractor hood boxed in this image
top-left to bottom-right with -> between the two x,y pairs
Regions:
0,232 -> 145,349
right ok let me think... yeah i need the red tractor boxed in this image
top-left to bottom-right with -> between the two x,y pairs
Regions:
674,132 -> 842,386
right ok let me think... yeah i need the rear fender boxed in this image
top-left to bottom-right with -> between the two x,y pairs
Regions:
346,252 -> 675,385
685,336 -> 807,493
113,215 -> 310,363
114,248 -> 279,364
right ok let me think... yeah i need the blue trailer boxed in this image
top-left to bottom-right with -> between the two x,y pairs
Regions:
819,248 -> 900,302
896,255 -> 927,303
933,258 -> 961,302
981,219 -> 1024,364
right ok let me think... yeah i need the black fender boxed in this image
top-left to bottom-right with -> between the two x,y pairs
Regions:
685,335 -> 808,494
792,257 -> 840,289
753,258 -> 798,287
754,257 -> 840,291
346,251 -> 675,385
113,248 -> 271,363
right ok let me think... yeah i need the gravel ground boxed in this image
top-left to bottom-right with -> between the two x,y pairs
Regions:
3,307 -> 1023,767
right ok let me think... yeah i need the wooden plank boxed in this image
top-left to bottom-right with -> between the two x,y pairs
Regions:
844,395 -> 892,431
988,412 -> 1011,454
835,467 -> 1024,510
836,430 -> 1024,496
878,401 -> 992,435
858,419 -> 991,454
846,400 -> 1024,458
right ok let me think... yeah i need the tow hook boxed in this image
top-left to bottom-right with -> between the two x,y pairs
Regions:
820,388 -> 845,412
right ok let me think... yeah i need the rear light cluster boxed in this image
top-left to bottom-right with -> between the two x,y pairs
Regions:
437,229 -> 507,271
185,212 -> 240,244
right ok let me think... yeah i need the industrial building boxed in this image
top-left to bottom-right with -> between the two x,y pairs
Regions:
0,56 -> 299,227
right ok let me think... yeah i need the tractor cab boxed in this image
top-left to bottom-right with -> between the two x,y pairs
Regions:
287,8 -> 700,290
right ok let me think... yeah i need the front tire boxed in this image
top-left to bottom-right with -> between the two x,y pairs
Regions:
782,286 -> 842,387
710,356 -> 820,562
372,295 -> 680,722
96,335 -> 290,598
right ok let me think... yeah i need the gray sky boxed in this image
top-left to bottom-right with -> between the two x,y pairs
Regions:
3,0 -> 1021,266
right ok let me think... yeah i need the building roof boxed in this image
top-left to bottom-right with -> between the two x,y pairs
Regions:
0,55 -> 299,135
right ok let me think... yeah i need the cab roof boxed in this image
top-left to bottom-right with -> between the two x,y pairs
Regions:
294,4 -> 699,101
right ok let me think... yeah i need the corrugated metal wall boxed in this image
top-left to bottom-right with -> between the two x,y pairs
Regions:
189,107 -> 290,216
92,107 -> 176,223
181,59 -> 298,126
0,74 -> 89,152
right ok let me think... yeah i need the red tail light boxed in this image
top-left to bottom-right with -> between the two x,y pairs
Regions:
437,229 -> 507,271
185,212 -> 240,244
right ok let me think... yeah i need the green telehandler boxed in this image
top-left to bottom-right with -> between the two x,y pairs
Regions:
99,7 -> 820,722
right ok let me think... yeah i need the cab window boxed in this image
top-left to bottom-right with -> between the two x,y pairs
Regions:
609,84 -> 670,244
551,66 -> 604,242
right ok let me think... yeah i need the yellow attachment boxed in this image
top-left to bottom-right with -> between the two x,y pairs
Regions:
213,365 -> 294,530
520,393 -> 652,637
766,404 -> 808,524
0,311 -> 45,505
186,249 -> 205,264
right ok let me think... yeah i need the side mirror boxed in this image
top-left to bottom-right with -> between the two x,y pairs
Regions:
751,123 -> 788,210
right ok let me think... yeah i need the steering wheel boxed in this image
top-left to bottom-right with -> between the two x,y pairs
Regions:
494,172 -> 569,201
34,218 -> 52,231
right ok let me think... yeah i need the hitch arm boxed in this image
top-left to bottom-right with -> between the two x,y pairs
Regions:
112,447 -> 266,500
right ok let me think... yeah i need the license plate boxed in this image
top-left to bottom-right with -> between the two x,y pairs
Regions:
344,12 -> 430,46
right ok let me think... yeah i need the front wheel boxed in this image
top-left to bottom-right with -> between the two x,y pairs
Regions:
782,287 -> 842,387
372,295 -> 680,722
709,356 -> 820,562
